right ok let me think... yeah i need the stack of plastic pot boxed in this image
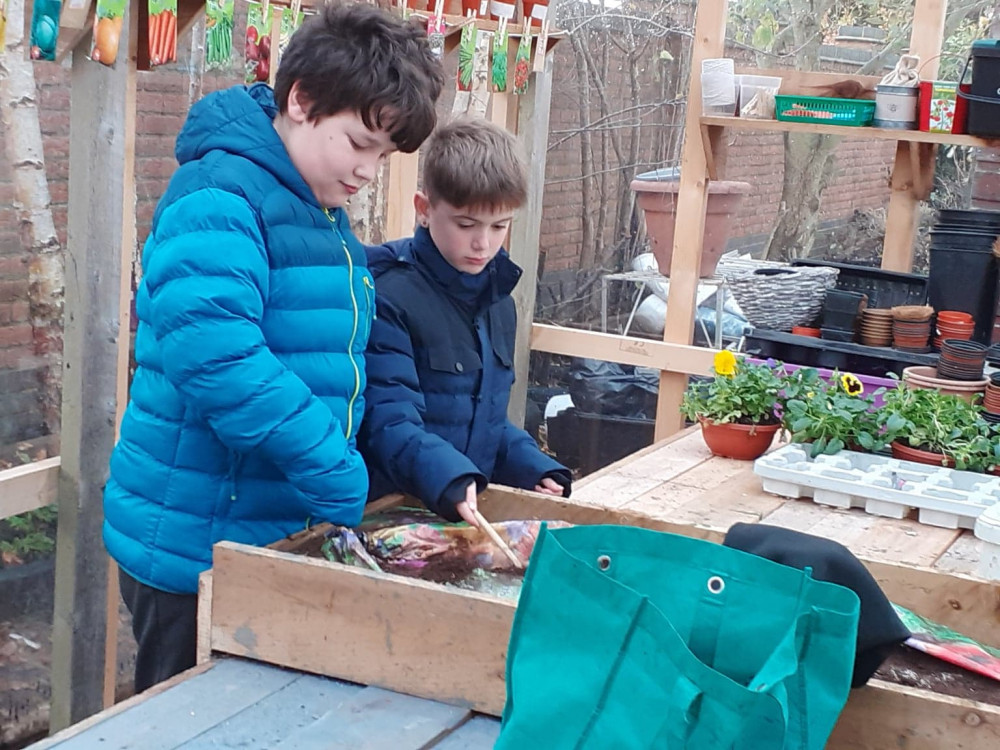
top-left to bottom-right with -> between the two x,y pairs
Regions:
928,208 -> 1000,345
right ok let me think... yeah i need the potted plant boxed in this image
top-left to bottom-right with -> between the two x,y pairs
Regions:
782,369 -> 887,457
680,351 -> 784,460
879,385 -> 994,470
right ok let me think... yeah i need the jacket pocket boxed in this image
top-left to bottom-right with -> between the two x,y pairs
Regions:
428,345 -> 483,376
489,306 -> 516,369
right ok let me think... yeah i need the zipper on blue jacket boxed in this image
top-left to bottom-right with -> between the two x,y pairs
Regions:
324,207 -> 361,439
227,450 -> 241,502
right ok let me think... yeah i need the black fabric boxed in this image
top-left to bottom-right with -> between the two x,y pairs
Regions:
120,569 -> 198,693
541,469 -> 573,498
723,523 -> 910,688
439,473 -> 484,521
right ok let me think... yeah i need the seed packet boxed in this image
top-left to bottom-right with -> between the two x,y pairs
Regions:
245,1 -> 272,85
30,0 -> 63,62
148,0 -> 179,67
205,0 -> 235,70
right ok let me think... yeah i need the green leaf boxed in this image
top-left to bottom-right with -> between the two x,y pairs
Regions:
886,413 -> 907,432
826,438 -> 845,455
790,417 -> 813,432
856,432 -> 875,450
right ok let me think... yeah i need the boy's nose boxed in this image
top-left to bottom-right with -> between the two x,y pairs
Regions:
355,157 -> 378,183
471,231 -> 489,251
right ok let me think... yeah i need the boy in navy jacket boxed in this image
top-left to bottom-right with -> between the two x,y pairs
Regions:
361,120 -> 570,525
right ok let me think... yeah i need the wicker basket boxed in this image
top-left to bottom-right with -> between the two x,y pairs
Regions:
725,266 -> 839,331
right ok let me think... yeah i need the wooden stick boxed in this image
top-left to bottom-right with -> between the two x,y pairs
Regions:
472,509 -> 523,569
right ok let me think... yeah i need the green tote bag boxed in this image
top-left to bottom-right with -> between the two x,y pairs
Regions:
495,524 -> 860,750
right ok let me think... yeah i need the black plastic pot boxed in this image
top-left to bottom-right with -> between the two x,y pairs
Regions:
821,289 -> 867,331
820,327 -> 856,342
928,247 -> 999,345
929,229 -> 998,252
937,208 -> 1000,230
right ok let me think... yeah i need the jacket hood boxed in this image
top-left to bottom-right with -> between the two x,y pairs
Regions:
175,84 -> 317,206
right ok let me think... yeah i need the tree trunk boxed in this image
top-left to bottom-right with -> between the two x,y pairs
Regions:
0,0 -> 65,435
764,132 -> 839,261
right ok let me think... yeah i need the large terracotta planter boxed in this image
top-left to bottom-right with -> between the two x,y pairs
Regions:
631,177 -> 751,278
698,417 -> 780,460
890,441 -> 954,468
901,365 -> 988,404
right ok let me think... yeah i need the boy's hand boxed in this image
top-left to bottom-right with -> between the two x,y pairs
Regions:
455,482 -> 480,527
535,477 -> 565,496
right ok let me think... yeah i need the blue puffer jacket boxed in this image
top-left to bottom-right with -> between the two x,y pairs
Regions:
360,228 -> 567,517
104,85 -> 373,594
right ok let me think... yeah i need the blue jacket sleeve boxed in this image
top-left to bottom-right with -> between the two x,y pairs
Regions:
492,420 -> 570,490
360,294 -> 487,515
143,188 -> 367,522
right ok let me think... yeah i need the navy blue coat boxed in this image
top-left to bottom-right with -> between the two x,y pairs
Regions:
360,228 -> 567,518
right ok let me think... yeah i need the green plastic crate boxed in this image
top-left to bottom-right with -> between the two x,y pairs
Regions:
774,95 -> 876,126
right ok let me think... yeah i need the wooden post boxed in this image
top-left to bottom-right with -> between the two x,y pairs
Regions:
654,0 -> 728,440
507,48 -> 554,428
881,0 -> 946,272
50,3 -> 139,730
385,151 -> 420,240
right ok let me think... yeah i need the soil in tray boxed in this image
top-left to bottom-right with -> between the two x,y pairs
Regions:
875,643 -> 1000,705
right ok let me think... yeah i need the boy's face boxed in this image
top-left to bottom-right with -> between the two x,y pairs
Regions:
278,82 -> 396,208
414,192 -> 515,275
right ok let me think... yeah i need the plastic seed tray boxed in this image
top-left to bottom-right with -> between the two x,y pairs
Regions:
974,503 -> 1000,581
753,444 -> 1000,531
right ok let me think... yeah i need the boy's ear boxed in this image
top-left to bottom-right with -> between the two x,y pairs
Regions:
414,191 -> 431,228
285,81 -> 311,125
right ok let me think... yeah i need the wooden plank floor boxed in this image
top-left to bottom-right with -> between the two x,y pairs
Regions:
572,428 -> 977,576
28,659 -> 499,749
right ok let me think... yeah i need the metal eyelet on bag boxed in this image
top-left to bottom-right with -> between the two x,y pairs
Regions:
597,555 -> 612,571
707,575 -> 725,594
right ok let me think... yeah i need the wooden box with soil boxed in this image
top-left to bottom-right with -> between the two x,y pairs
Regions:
200,487 -> 1000,749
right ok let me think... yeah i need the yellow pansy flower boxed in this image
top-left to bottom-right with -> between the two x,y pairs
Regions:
713,350 -> 737,377
841,373 -> 863,396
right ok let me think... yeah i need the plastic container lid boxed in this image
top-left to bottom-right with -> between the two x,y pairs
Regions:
633,167 -> 680,182
971,39 -> 1000,58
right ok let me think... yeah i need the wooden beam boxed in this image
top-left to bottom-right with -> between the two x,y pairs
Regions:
699,116 -> 1000,149
530,323 -> 717,376
507,46 -> 554,428
0,457 -> 60,520
177,0 -> 207,39
385,151 -> 419,240
207,538 -> 1000,748
50,4 -> 138,730
655,0 -> 729,441
196,570 -> 214,665
882,0 -> 946,273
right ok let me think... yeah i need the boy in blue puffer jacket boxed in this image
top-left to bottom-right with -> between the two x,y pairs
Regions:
361,119 -> 571,527
103,3 -> 443,692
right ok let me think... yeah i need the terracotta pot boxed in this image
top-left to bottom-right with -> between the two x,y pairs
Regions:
902,365 -> 988,403
890,441 -> 954,468
697,417 -> 780,460
631,178 -> 751,278
791,326 -> 821,338
938,311 -> 974,324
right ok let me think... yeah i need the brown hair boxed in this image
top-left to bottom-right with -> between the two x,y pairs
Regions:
274,3 -> 444,153
422,119 -> 528,210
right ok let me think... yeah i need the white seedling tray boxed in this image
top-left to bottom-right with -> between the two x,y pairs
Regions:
974,502 -> 1000,581
753,444 -> 1000,530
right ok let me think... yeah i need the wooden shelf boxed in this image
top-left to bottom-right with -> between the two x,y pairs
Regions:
700,115 -> 1000,148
